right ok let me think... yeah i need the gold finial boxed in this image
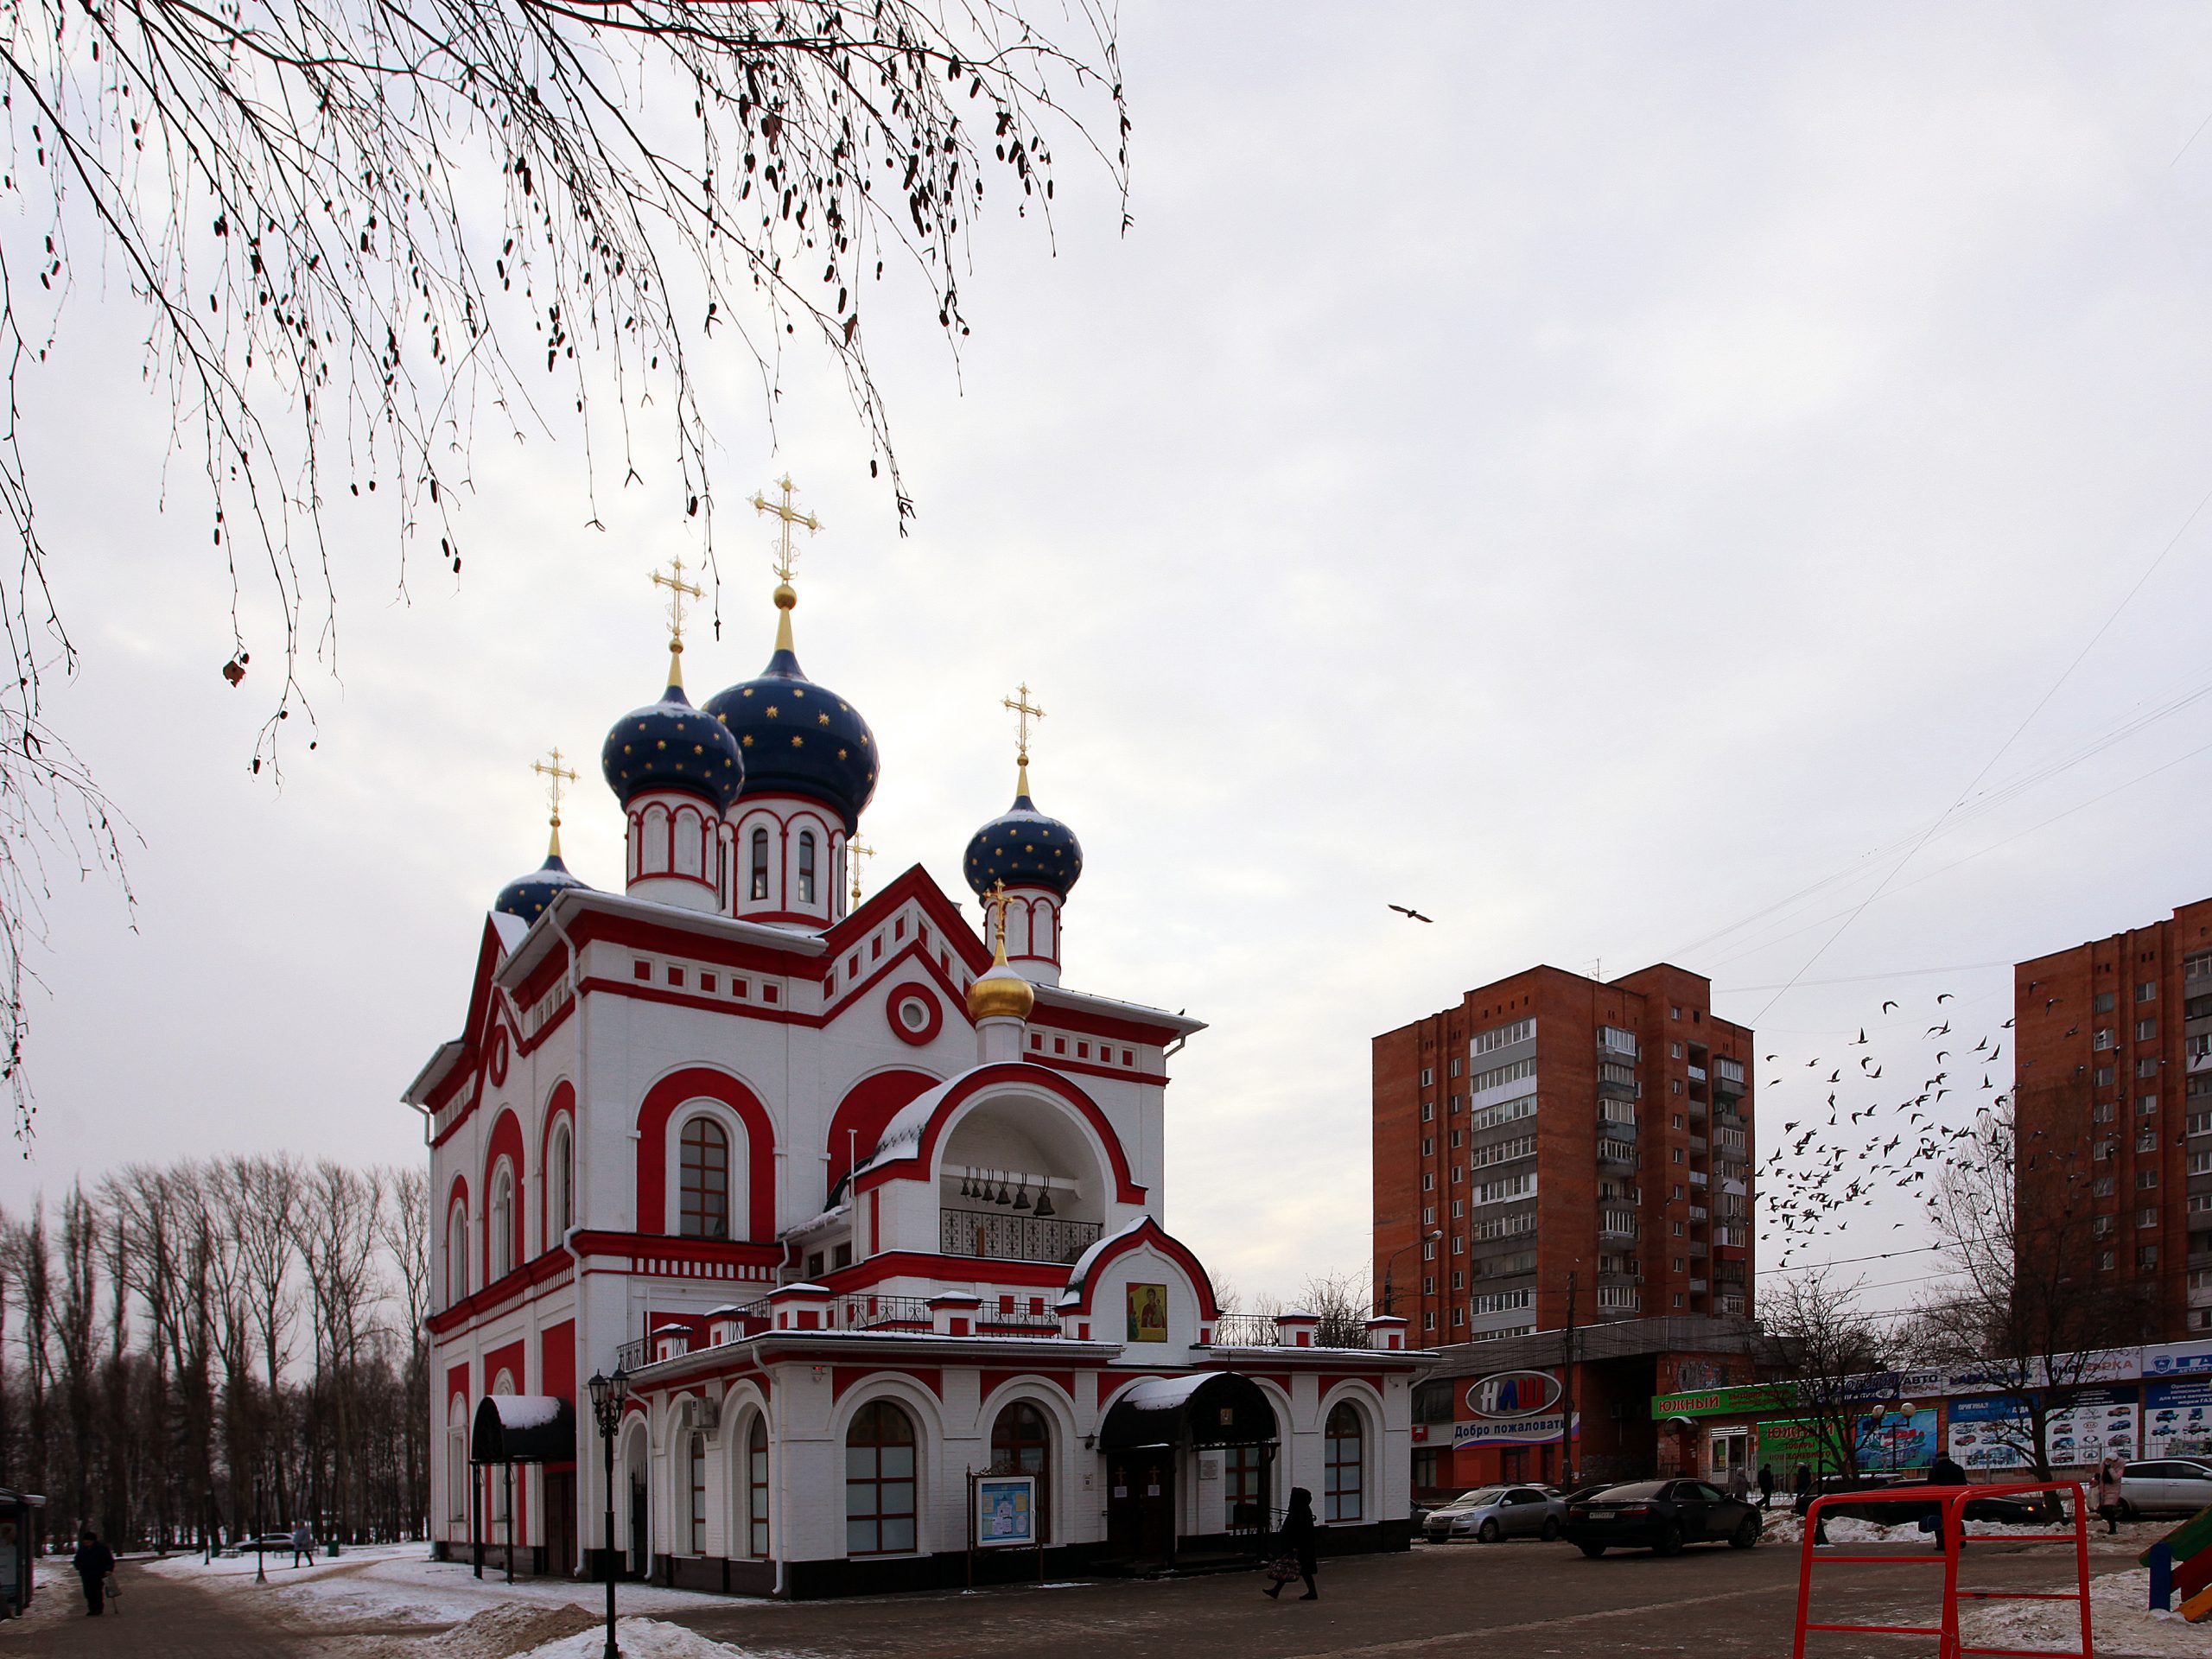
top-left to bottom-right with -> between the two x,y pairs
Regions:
1002,682 -> 1045,797
849,837 -> 875,909
751,474 -> 821,654
967,877 -> 1035,1022
531,747 -> 580,859
651,555 -> 702,689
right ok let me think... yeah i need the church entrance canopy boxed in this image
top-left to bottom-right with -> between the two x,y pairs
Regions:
471,1395 -> 576,1465
1099,1372 -> 1276,1452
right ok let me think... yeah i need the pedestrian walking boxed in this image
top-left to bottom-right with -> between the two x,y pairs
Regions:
1263,1487 -> 1319,1602
1727,1463 -> 1751,1503
69,1529 -> 115,1618
1758,1462 -> 1776,1510
1927,1452 -> 1969,1552
2094,1455 -> 2126,1535
1791,1464 -> 1812,1515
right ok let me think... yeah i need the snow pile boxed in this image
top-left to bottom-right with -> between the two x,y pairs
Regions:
516,1616 -> 761,1659
415,1603 -> 600,1659
1960,1567 -> 2196,1658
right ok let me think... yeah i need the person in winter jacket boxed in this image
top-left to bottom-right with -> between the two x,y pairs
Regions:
2094,1456 -> 2126,1535
1264,1487 -> 1319,1602
69,1529 -> 115,1617
1758,1463 -> 1777,1510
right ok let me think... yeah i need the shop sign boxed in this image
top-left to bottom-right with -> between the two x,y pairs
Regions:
1452,1412 -> 1580,1448
1948,1395 -> 2033,1471
1465,1370 -> 1561,1420
1853,1408 -> 1937,1472
2044,1386 -> 2138,1467
2145,1376 -> 2212,1458
1649,1382 -> 1795,1421
2144,1339 -> 2212,1378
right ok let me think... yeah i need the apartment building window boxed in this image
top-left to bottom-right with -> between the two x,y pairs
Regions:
2139,1095 -> 2161,1116
2137,1019 -> 2159,1042
1452,1270 -> 1465,1291
2094,1176 -> 2116,1197
2139,1057 -> 2161,1078
1451,1198 -> 1465,1218
1471,1093 -> 1538,1132
2138,980 -> 2159,1002
1452,1235 -> 1465,1255
1672,1221 -> 1686,1236
1599,1099 -> 1637,1125
1599,1026 -> 1637,1057
2139,1170 -> 2159,1190
1421,1102 -> 1435,1124
1450,1058 -> 1464,1078
1670,1006 -> 1681,1020
1671,1113 -> 1686,1128
1422,1173 -> 1434,1192
2138,1130 -> 2158,1153
2139,1207 -> 2159,1229
1451,1095 -> 1465,1113
2095,1065 -> 2116,1088
1421,1068 -> 1433,1087
1421,1137 -> 1435,1157
2190,1112 -> 2212,1136
1671,1079 -> 1682,1095
1672,1184 -> 1686,1199
2093,1103 -> 2115,1123
2094,1139 -> 2115,1160
2139,1245 -> 2159,1269
1424,1313 -> 1436,1332
1673,1294 -> 1685,1308
2094,992 -> 2116,1014
1471,1057 -> 1538,1095
1452,1308 -> 1466,1327
2093,1029 -> 2115,1051
1672,1147 -> 1685,1164
1472,1018 -> 1535,1054
2191,1151 -> 2212,1176
2094,1215 -> 2115,1236
1673,1256 -> 1687,1272
1422,1240 -> 1437,1261
1422,1274 -> 1435,1297
2099,1250 -> 2117,1271
1422,1206 -> 1435,1225
1451,1130 -> 1465,1148
1452,1165 -> 1465,1184
1473,1289 -> 1533,1315
1671,1042 -> 1683,1059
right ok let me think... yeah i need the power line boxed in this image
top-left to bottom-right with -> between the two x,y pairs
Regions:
1718,962 -> 2013,995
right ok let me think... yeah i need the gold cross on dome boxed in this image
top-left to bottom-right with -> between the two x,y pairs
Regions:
651,554 -> 702,650
849,837 -> 875,908
1002,683 -> 1045,764
984,878 -> 1010,957
750,474 -> 822,584
531,747 -> 580,827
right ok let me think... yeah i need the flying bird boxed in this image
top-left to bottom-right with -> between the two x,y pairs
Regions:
1388,905 -> 1433,923
1937,992 -> 1954,1003
1883,1000 -> 1899,1013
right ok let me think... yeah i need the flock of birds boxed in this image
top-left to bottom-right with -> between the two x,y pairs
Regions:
1757,990 -> 2018,1267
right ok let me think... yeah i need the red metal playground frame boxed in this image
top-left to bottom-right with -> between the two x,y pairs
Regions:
1791,1481 -> 2094,1659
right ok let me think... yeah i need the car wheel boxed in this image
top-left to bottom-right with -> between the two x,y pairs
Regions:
1576,1542 -> 1607,1559
1478,1518 -> 1502,1544
1541,1517 -> 1562,1541
1653,1522 -> 1684,1557
1728,1516 -> 1759,1549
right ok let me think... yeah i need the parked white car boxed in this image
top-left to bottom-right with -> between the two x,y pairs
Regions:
1421,1484 -> 1567,1543
2120,1459 -> 2212,1517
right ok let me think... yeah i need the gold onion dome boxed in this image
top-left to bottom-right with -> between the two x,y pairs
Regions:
967,931 -> 1035,1023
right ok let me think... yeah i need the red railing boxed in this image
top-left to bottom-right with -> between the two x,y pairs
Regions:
1790,1481 -> 2092,1659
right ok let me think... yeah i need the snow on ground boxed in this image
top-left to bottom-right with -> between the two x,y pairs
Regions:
141,1543 -> 764,1628
516,1615 -> 766,1659
1757,1511 -> 2167,1552
1960,1567 -> 2200,1658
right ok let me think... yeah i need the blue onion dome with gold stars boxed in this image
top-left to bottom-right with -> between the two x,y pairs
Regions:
702,582 -> 879,833
601,647 -> 746,810
495,846 -> 589,923
964,770 -> 1083,899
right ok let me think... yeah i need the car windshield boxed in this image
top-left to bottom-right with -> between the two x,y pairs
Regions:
1591,1481 -> 1666,1500
1452,1488 -> 1507,1506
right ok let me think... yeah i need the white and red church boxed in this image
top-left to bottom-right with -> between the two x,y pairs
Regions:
408,523 -> 1422,1597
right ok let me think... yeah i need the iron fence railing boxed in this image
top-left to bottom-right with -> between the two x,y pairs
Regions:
1211,1313 -> 1281,1346
939,1206 -> 1103,1265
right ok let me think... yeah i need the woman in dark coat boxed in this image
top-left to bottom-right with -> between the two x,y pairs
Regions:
1265,1487 -> 1319,1601
69,1529 -> 115,1616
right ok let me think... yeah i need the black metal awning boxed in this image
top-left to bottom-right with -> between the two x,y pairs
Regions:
1099,1372 -> 1278,1452
470,1395 -> 575,1465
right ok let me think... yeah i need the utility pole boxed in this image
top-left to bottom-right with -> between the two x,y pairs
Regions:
1559,1270 -> 1580,1489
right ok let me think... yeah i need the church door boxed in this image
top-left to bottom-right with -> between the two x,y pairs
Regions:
1106,1452 -> 1175,1562
544,1472 -> 577,1577
628,1474 -> 649,1578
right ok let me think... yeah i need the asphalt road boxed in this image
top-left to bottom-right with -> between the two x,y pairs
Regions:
664,1535 -> 2121,1659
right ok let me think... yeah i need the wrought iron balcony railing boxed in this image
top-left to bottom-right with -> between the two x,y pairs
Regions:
940,1206 -> 1103,1265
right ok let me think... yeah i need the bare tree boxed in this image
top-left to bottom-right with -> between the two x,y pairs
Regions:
1910,1104 -> 2151,1487
1758,1268 -> 1891,1489
230,1153 -> 301,1520
378,1165 -> 431,1539
0,0 -> 1127,1134
296,1160 -> 385,1541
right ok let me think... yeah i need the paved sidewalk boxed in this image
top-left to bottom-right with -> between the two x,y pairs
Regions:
2,1560 -> 302,1658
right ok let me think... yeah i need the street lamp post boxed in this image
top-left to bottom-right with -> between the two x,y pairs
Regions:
1381,1229 -> 1444,1320
587,1368 -> 631,1659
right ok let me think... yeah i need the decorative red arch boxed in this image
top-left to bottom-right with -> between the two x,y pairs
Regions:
827,1069 -> 939,1190
635,1066 -> 776,1241
482,1109 -> 526,1280
851,1062 -> 1144,1205
1058,1217 -> 1220,1321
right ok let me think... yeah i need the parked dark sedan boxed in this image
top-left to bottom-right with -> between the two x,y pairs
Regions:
1566,1478 -> 1762,1556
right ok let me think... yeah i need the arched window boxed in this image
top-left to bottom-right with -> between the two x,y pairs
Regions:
844,1400 -> 917,1555
797,831 -> 817,905
990,1401 -> 1052,1541
447,1400 -> 469,1529
679,1117 -> 731,1239
747,1414 -> 771,1558
549,1120 -> 574,1240
489,1162 -> 515,1280
1324,1402 -> 1364,1522
689,1432 -> 708,1554
749,828 -> 770,900
446,1198 -> 468,1306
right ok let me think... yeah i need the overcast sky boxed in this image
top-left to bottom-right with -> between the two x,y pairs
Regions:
8,4 -> 2212,1314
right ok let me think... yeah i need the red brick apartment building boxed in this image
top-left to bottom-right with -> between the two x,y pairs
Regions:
1372,964 -> 1755,1348
2014,897 -> 2212,1340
